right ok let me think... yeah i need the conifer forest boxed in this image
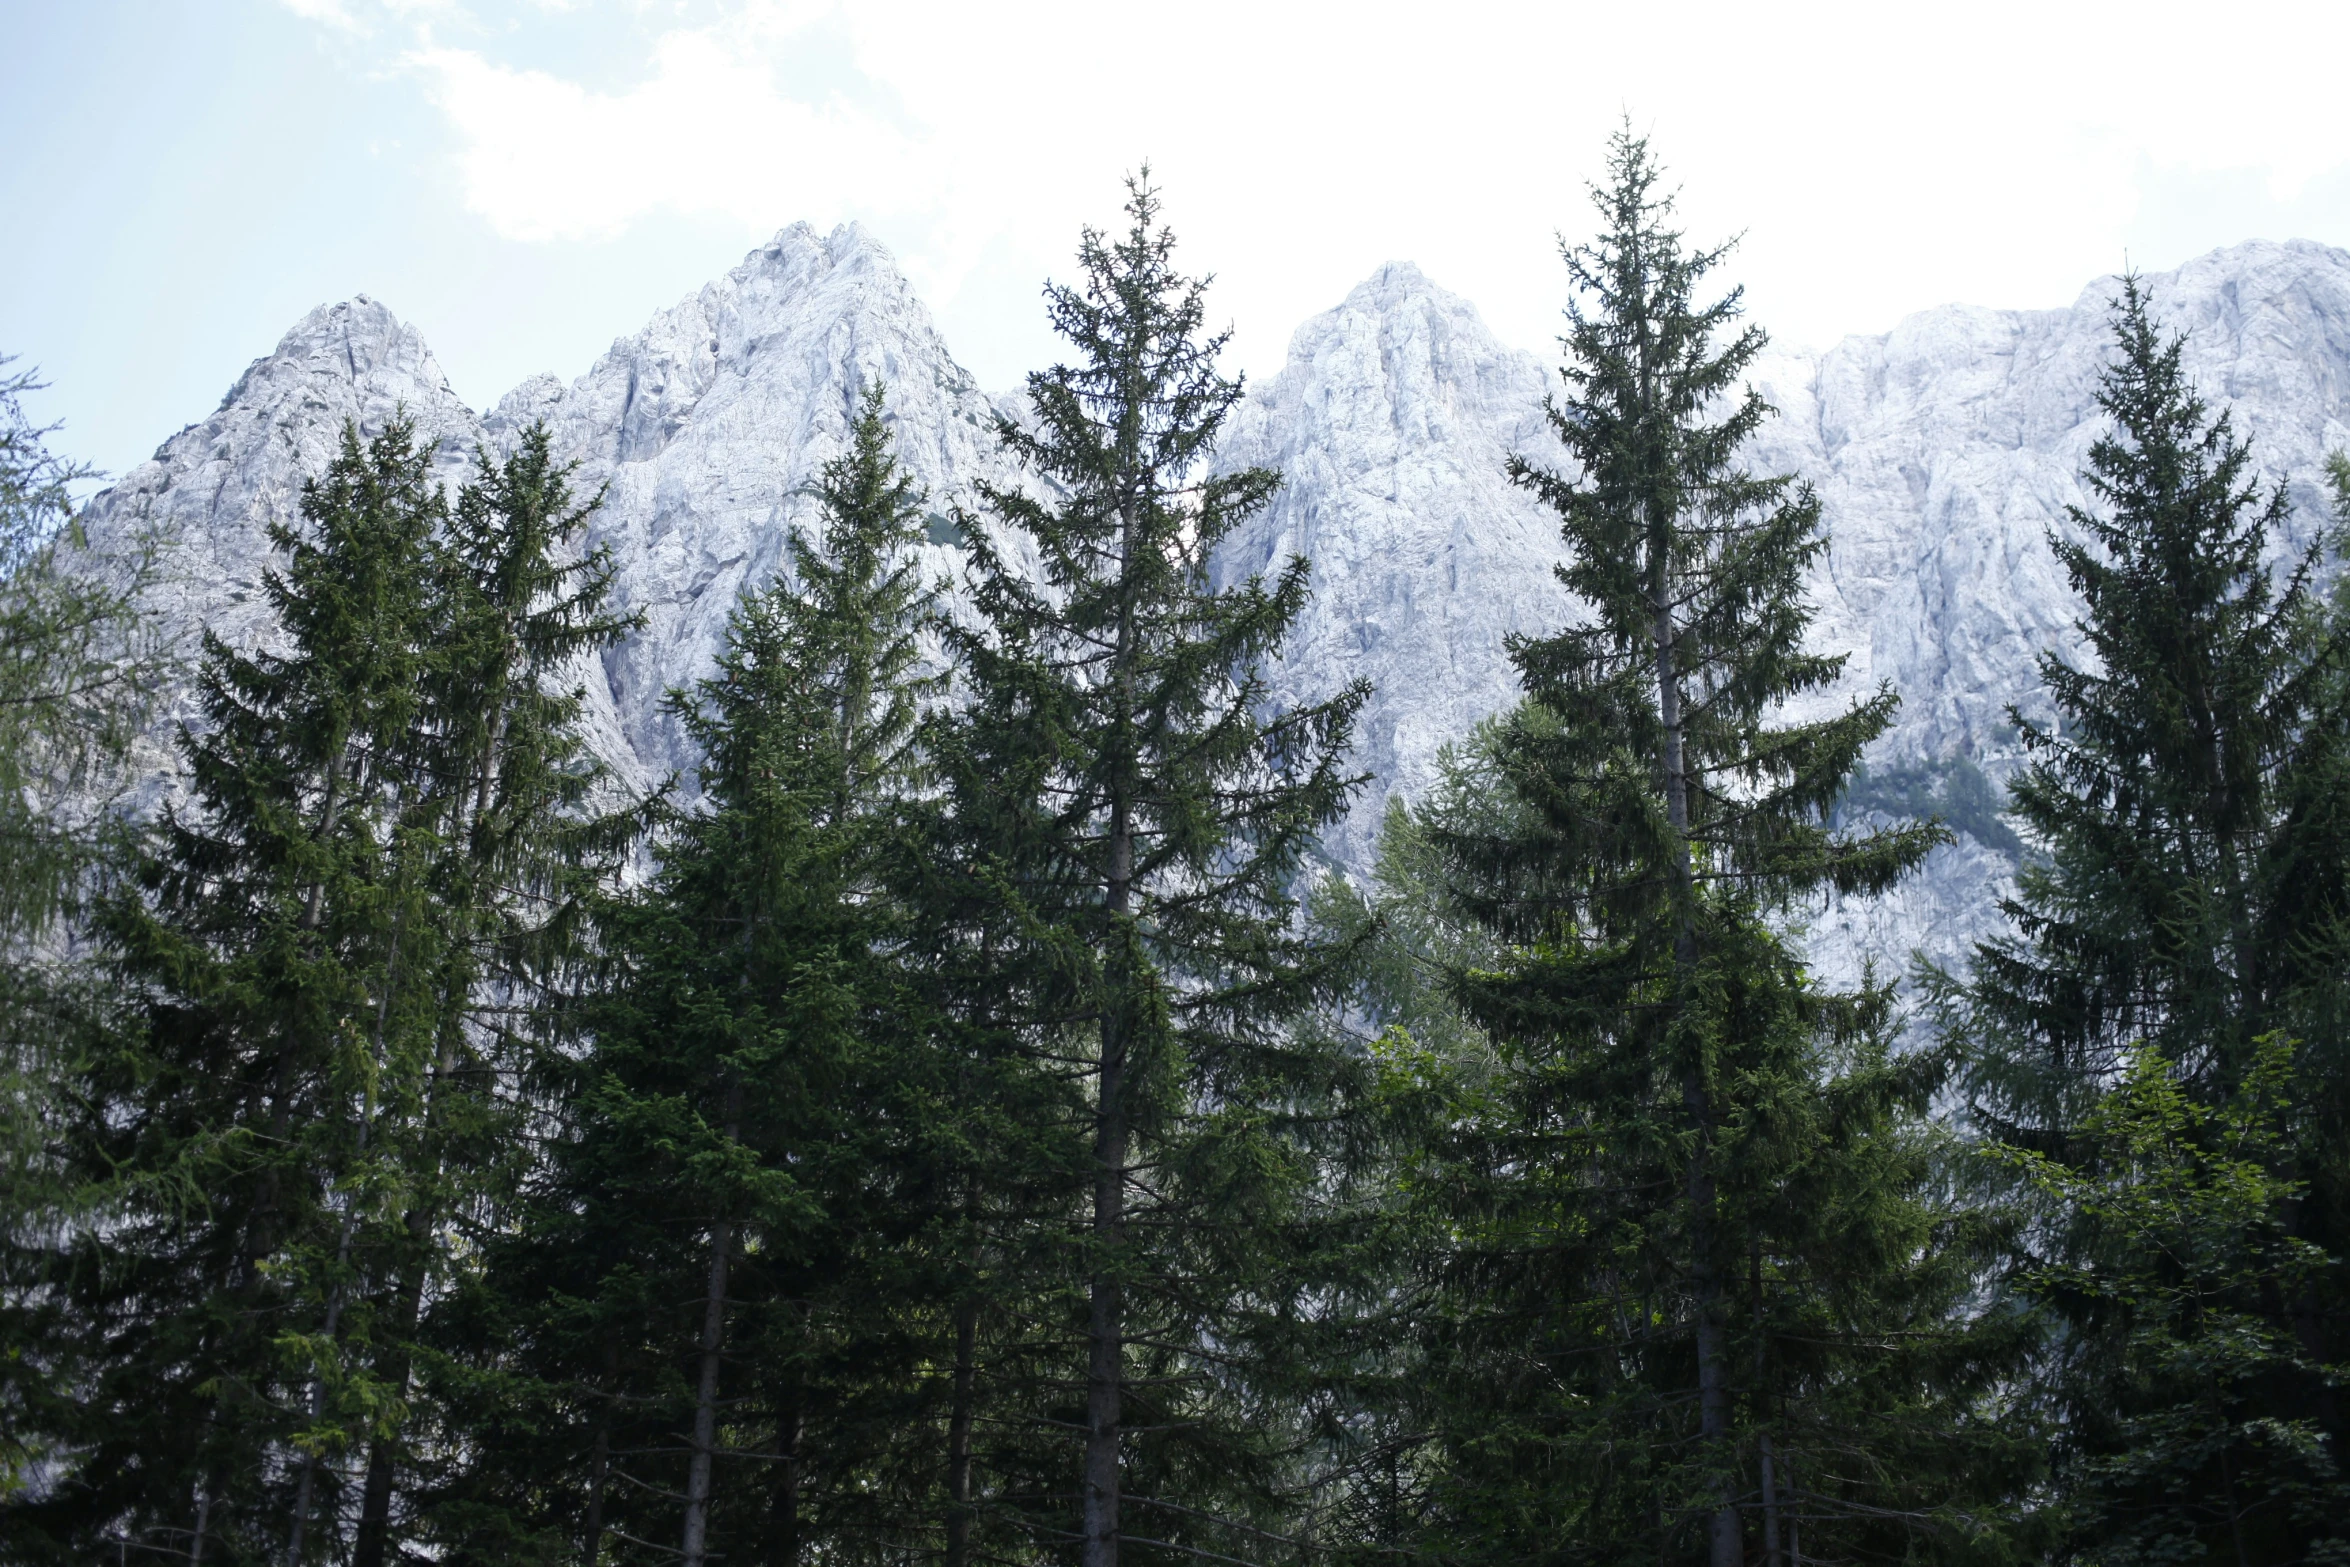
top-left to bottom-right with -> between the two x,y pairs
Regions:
11,132 -> 2350,1566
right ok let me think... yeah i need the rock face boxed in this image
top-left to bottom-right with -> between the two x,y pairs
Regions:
504,223 -> 1021,789
83,225 -> 1022,804
1212,263 -> 1568,869
76,230 -> 2350,984
75,297 -> 487,812
1216,240 -> 2350,985
1753,239 -> 2350,771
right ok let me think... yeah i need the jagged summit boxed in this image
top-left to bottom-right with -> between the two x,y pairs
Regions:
68,228 -> 2350,981
510,220 -> 1016,784
1216,259 -> 1559,869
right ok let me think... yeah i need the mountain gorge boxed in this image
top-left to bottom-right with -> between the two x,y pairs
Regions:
76,225 -> 2350,981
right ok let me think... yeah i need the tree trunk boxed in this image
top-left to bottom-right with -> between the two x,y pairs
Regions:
355,694 -> 510,1564
1082,1028 -> 1127,1567
1085,490 -> 1142,1567
352,1232 -> 428,1567
2218,1438 -> 2252,1567
1649,481 -> 1739,1567
681,1084 -> 744,1567
353,1424 -> 399,1567
766,1399 -> 803,1567
293,887 -> 412,1564
584,1336 -> 617,1567
1753,1249 -> 1781,1567
1685,1095 -> 1740,1567
946,1291 -> 979,1567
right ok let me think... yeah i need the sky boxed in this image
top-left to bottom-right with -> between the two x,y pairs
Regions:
9,0 -> 2350,484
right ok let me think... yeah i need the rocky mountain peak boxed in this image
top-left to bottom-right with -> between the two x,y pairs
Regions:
1216,259 -> 1563,868
516,223 -> 1016,784
69,228 -> 2350,987
72,292 -> 486,814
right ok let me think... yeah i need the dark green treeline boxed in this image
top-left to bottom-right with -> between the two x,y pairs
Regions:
4,139 -> 2349,1567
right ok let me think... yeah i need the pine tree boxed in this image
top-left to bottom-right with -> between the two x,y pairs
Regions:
1403,131 -> 2022,1566
345,422 -> 637,1567
1948,281 -> 2350,1566
923,174 -> 1367,1567
1959,277 -> 2347,1125
438,386 -> 945,1567
5,418 -> 445,1562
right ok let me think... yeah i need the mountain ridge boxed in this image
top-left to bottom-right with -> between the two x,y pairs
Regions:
74,228 -> 2350,981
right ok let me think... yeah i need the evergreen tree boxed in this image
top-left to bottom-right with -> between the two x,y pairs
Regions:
1959,278 -> 2348,1125
346,423 -> 637,1567
924,174 -> 1367,1567
5,418 -> 445,1562
439,386 -> 944,1567
1402,131 -> 2023,1566
1997,1037 -> 2350,1563
1948,281 -> 2350,1566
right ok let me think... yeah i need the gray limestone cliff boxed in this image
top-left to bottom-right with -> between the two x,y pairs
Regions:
1214,240 -> 2350,986
72,231 -> 2350,987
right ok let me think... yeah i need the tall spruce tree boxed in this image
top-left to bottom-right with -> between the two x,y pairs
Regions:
4,418 -> 446,1562
1959,277 -> 2348,1125
1947,283 -> 2350,1565
924,175 -> 1367,1567
345,423 -> 637,1567
1404,131 -> 2023,1567
437,386 -> 943,1567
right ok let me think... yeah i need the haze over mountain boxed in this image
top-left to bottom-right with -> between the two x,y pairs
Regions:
74,225 -> 2350,983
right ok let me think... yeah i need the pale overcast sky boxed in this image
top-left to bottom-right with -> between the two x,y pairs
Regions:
9,0 -> 2350,481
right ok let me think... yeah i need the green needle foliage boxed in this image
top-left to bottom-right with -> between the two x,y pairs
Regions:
1946,281 -> 2350,1567
1957,278 -> 2350,1129
0,415 -> 634,1565
8,418 -> 447,1563
922,174 -> 1368,1567
14,143 -> 2350,1567
437,386 -> 944,1567
1400,130 -> 2026,1567
348,423 -> 638,1567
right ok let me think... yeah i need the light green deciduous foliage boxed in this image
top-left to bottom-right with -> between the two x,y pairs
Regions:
0,358 -> 160,1503
0,358 -> 158,939
1998,1037 -> 2350,1564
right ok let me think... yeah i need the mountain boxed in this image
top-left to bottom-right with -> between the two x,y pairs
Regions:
72,229 -> 2350,982
72,296 -> 488,814
487,222 -> 1022,789
1216,239 -> 2350,981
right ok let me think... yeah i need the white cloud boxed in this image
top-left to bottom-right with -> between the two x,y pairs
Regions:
276,0 -> 361,26
409,23 -> 937,243
315,0 -> 2350,384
